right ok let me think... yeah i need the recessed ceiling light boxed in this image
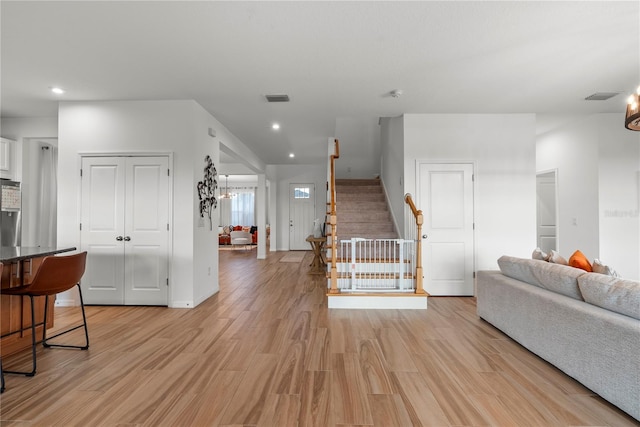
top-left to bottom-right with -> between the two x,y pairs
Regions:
289,153 -> 295,158
51,87 -> 65,95
272,123 -> 280,130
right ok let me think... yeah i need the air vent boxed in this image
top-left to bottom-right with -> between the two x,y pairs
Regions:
585,92 -> 619,101
265,94 -> 290,102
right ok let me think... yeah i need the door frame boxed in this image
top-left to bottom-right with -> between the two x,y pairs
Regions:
78,151 -> 174,304
536,168 -> 559,253
415,159 -> 477,295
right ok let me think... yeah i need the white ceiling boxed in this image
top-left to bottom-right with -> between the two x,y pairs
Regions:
1,1 -> 638,165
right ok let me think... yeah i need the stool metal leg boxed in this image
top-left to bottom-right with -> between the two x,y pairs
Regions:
42,284 -> 89,350
3,295 -> 38,376
1,357 -> 5,393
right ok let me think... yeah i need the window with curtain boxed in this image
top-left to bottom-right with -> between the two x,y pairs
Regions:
231,188 -> 255,226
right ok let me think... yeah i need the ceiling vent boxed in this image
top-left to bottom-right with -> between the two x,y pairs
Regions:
265,94 -> 290,102
585,92 -> 619,101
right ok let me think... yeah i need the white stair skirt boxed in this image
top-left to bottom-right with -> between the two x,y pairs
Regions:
327,294 -> 427,310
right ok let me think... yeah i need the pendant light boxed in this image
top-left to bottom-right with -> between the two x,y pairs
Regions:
220,175 -> 236,199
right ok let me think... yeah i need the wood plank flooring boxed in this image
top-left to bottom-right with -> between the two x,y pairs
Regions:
1,249 -> 638,426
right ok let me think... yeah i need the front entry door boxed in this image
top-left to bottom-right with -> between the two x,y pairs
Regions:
289,183 -> 315,250
419,163 -> 474,296
80,156 -> 169,305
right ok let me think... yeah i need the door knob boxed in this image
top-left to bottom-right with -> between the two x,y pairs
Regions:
124,236 -> 131,241
422,234 -> 428,239
116,236 -> 124,241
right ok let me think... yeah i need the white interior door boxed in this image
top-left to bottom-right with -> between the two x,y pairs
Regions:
419,163 -> 474,296
81,156 -> 169,305
536,171 -> 557,254
289,183 -> 315,250
124,157 -> 169,305
81,157 -> 126,304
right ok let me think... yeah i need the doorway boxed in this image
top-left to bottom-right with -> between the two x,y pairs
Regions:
418,162 -> 475,296
536,170 -> 558,253
289,183 -> 315,250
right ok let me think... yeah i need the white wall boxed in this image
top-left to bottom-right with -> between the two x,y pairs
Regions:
403,114 -> 537,272
57,100 -> 242,307
597,115 -> 640,280
538,113 -> 640,280
191,103 -> 223,306
1,117 -> 58,246
334,117 -> 381,179
266,164 -> 326,251
537,115 -> 600,260
379,116 -> 405,236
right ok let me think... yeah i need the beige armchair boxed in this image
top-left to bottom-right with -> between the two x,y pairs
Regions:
230,230 -> 252,250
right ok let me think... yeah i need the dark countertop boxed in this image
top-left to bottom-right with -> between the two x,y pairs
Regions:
0,246 -> 77,263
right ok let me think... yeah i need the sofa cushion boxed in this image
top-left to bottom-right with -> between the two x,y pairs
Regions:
578,274 -> 640,320
497,255 -> 585,300
569,250 -> 592,272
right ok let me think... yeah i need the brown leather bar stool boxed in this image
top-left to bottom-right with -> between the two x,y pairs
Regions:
0,252 -> 89,377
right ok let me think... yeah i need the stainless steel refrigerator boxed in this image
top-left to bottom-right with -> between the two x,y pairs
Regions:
0,179 -> 21,246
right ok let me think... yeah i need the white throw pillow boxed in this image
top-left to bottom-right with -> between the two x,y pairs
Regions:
548,250 -> 568,265
592,259 -> 620,277
532,247 -> 549,261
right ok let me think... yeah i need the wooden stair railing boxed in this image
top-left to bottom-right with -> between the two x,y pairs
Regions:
328,139 -> 340,294
404,193 -> 427,295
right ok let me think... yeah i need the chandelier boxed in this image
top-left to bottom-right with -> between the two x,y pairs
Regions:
220,175 -> 236,199
625,86 -> 640,131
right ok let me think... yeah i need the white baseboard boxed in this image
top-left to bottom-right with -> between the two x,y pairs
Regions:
54,299 -> 77,307
169,301 -> 195,308
328,294 -> 428,309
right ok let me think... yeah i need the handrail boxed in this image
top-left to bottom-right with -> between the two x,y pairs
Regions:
328,139 -> 340,294
404,193 -> 420,217
330,138 -> 339,215
404,193 -> 427,295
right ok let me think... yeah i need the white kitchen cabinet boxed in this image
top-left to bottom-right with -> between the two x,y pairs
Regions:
0,138 -> 16,180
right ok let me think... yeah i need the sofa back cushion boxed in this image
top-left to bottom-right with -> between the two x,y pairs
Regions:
578,274 -> 640,320
497,256 -> 585,300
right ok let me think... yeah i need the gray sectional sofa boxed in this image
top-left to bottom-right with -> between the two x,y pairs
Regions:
477,256 -> 640,421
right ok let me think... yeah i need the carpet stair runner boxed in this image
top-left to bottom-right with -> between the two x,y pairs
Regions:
333,178 -> 397,241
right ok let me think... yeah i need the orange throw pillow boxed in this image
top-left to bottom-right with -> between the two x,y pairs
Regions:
569,250 -> 592,272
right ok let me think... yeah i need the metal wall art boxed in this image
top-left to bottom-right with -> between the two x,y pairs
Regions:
197,155 -> 217,230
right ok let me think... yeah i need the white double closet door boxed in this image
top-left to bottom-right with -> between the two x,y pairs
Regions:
80,156 -> 170,305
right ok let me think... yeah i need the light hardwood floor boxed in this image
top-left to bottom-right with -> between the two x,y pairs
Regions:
1,249 -> 638,426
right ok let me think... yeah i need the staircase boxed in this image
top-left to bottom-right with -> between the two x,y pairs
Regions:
326,178 -> 427,309
334,178 -> 396,241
